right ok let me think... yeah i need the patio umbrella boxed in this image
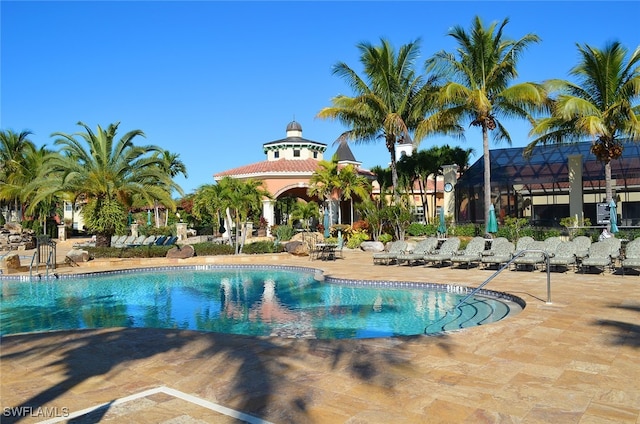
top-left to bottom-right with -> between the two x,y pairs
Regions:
127,212 -> 132,226
323,208 -> 330,238
147,209 -> 152,226
437,207 -> 447,235
609,200 -> 619,233
487,204 -> 498,233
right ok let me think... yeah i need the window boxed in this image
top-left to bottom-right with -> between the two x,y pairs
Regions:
65,203 -> 72,212
313,151 -> 318,159
293,149 -> 301,157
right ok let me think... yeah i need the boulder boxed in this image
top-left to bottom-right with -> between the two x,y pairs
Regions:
360,241 -> 385,252
1,252 -> 21,274
285,241 -> 308,256
166,244 -> 195,259
66,249 -> 90,263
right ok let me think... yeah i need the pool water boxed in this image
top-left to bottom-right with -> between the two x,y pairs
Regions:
0,266 -> 523,339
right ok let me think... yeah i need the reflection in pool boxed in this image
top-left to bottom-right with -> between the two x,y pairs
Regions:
0,266 -> 524,339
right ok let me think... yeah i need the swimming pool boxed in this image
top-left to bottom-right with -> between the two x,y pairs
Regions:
0,265 -> 524,339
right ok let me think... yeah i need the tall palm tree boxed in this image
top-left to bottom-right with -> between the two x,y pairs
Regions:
154,150 -> 188,226
426,16 -> 548,233
317,38 -> 460,200
0,129 -> 37,222
526,41 -> 640,203
336,164 -> 371,224
31,122 -> 182,246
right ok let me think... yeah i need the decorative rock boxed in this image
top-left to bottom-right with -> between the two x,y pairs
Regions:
66,249 -> 90,263
166,244 -> 195,259
360,241 -> 385,252
285,241 -> 308,256
1,252 -> 21,273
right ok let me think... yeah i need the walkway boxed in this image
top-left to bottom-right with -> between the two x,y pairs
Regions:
1,240 -> 639,423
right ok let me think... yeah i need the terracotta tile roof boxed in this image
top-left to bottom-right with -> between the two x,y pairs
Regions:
214,159 -> 320,178
214,159 -> 376,179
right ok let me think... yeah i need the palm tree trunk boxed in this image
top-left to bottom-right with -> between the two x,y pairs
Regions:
605,161 -> 613,203
388,137 -> 399,202
483,126 -> 492,234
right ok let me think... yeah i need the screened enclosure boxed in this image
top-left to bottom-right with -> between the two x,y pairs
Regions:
455,140 -> 640,227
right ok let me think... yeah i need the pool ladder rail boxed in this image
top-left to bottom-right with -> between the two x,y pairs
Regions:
426,249 -> 552,335
29,236 -> 57,280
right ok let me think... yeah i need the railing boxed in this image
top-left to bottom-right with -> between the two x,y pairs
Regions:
456,249 -> 552,307
28,236 -> 57,280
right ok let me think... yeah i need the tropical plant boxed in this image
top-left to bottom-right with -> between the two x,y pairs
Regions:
0,129 -> 37,222
526,41 -> 640,203
192,183 -> 226,235
307,158 -> 340,225
336,164 -> 371,224
27,122 -> 182,246
202,177 -> 271,254
317,38 -> 461,200
426,16 -> 548,233
290,200 -> 320,230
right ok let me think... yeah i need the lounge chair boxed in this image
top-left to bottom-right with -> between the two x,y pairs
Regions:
515,236 -> 535,253
141,235 -> 157,246
513,240 -> 546,271
422,237 -> 461,268
127,235 -> 147,247
154,235 -> 168,246
450,236 -> 486,269
481,240 -> 515,269
114,235 -> 136,248
621,238 -> 640,275
163,236 -> 178,246
547,240 -> 577,272
373,240 -> 408,265
581,241 -> 612,273
601,237 -> 622,269
110,235 -> 127,247
396,237 -> 438,266
572,235 -> 592,263
482,237 -> 508,256
543,236 -> 563,257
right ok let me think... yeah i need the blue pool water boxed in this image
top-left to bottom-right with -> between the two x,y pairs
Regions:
0,266 -> 523,339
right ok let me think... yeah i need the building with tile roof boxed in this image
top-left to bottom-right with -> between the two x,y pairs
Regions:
214,121 -> 374,233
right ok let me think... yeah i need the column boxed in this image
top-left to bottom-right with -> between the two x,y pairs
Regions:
176,222 -> 187,241
57,225 -> 66,241
262,199 -> 275,236
568,154 -> 583,224
442,164 -> 458,224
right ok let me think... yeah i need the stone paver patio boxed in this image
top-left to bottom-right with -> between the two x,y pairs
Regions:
1,239 -> 639,423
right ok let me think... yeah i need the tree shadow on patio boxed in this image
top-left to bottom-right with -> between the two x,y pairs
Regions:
593,304 -> 640,348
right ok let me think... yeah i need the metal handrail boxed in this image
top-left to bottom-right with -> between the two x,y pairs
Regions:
456,249 -> 552,307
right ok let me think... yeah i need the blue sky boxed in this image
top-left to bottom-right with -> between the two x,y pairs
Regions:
2,1 -> 639,195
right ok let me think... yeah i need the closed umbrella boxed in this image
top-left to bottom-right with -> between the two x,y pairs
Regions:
323,207 -> 330,239
147,209 -> 152,226
487,204 -> 498,233
609,200 -> 619,233
437,207 -> 447,236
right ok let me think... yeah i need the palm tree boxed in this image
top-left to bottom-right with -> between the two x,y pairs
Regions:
290,200 -> 320,230
192,183 -> 226,236
526,41 -> 640,203
154,150 -> 189,227
426,16 -> 548,233
31,122 -> 182,246
317,38 -> 459,200
0,129 -> 37,222
307,158 -> 340,226
337,164 -> 372,224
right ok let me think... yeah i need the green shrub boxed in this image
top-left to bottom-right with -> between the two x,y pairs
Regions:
242,241 -> 282,254
346,231 -> 369,249
378,233 -> 393,244
273,225 -> 295,241
449,223 -> 477,237
86,245 -> 173,258
193,242 -> 235,256
406,222 -> 430,236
